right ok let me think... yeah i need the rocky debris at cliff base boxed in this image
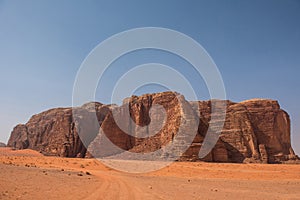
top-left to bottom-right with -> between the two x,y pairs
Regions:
7,91 -> 299,164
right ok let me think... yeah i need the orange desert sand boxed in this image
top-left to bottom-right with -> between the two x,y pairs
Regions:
0,147 -> 300,200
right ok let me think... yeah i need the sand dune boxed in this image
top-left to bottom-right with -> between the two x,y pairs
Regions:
0,148 -> 300,200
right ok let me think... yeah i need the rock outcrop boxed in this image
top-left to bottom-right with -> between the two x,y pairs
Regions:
197,99 -> 298,163
7,92 -> 299,163
8,108 -> 86,157
0,142 -> 6,147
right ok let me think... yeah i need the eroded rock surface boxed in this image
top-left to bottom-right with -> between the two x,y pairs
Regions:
7,92 -> 298,163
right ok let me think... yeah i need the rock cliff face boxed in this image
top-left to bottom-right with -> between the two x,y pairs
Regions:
7,92 -> 298,163
197,99 -> 297,163
8,108 -> 86,157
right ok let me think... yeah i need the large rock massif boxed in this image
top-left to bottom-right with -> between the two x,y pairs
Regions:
7,92 -> 299,163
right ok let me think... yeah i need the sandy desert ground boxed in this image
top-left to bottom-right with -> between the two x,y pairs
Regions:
0,147 -> 300,200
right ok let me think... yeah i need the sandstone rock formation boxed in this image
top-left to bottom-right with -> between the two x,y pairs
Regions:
197,99 -> 298,163
7,92 -> 299,163
7,108 -> 86,157
0,142 -> 6,147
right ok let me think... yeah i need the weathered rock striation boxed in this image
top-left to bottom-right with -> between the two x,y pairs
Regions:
197,99 -> 298,163
7,92 -> 299,163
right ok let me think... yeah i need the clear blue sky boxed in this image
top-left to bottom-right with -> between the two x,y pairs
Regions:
0,0 -> 299,154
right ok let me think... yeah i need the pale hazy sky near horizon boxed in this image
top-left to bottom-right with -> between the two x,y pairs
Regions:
0,0 -> 299,154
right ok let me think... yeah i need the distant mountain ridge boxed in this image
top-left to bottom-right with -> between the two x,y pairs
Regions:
7,91 -> 299,163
